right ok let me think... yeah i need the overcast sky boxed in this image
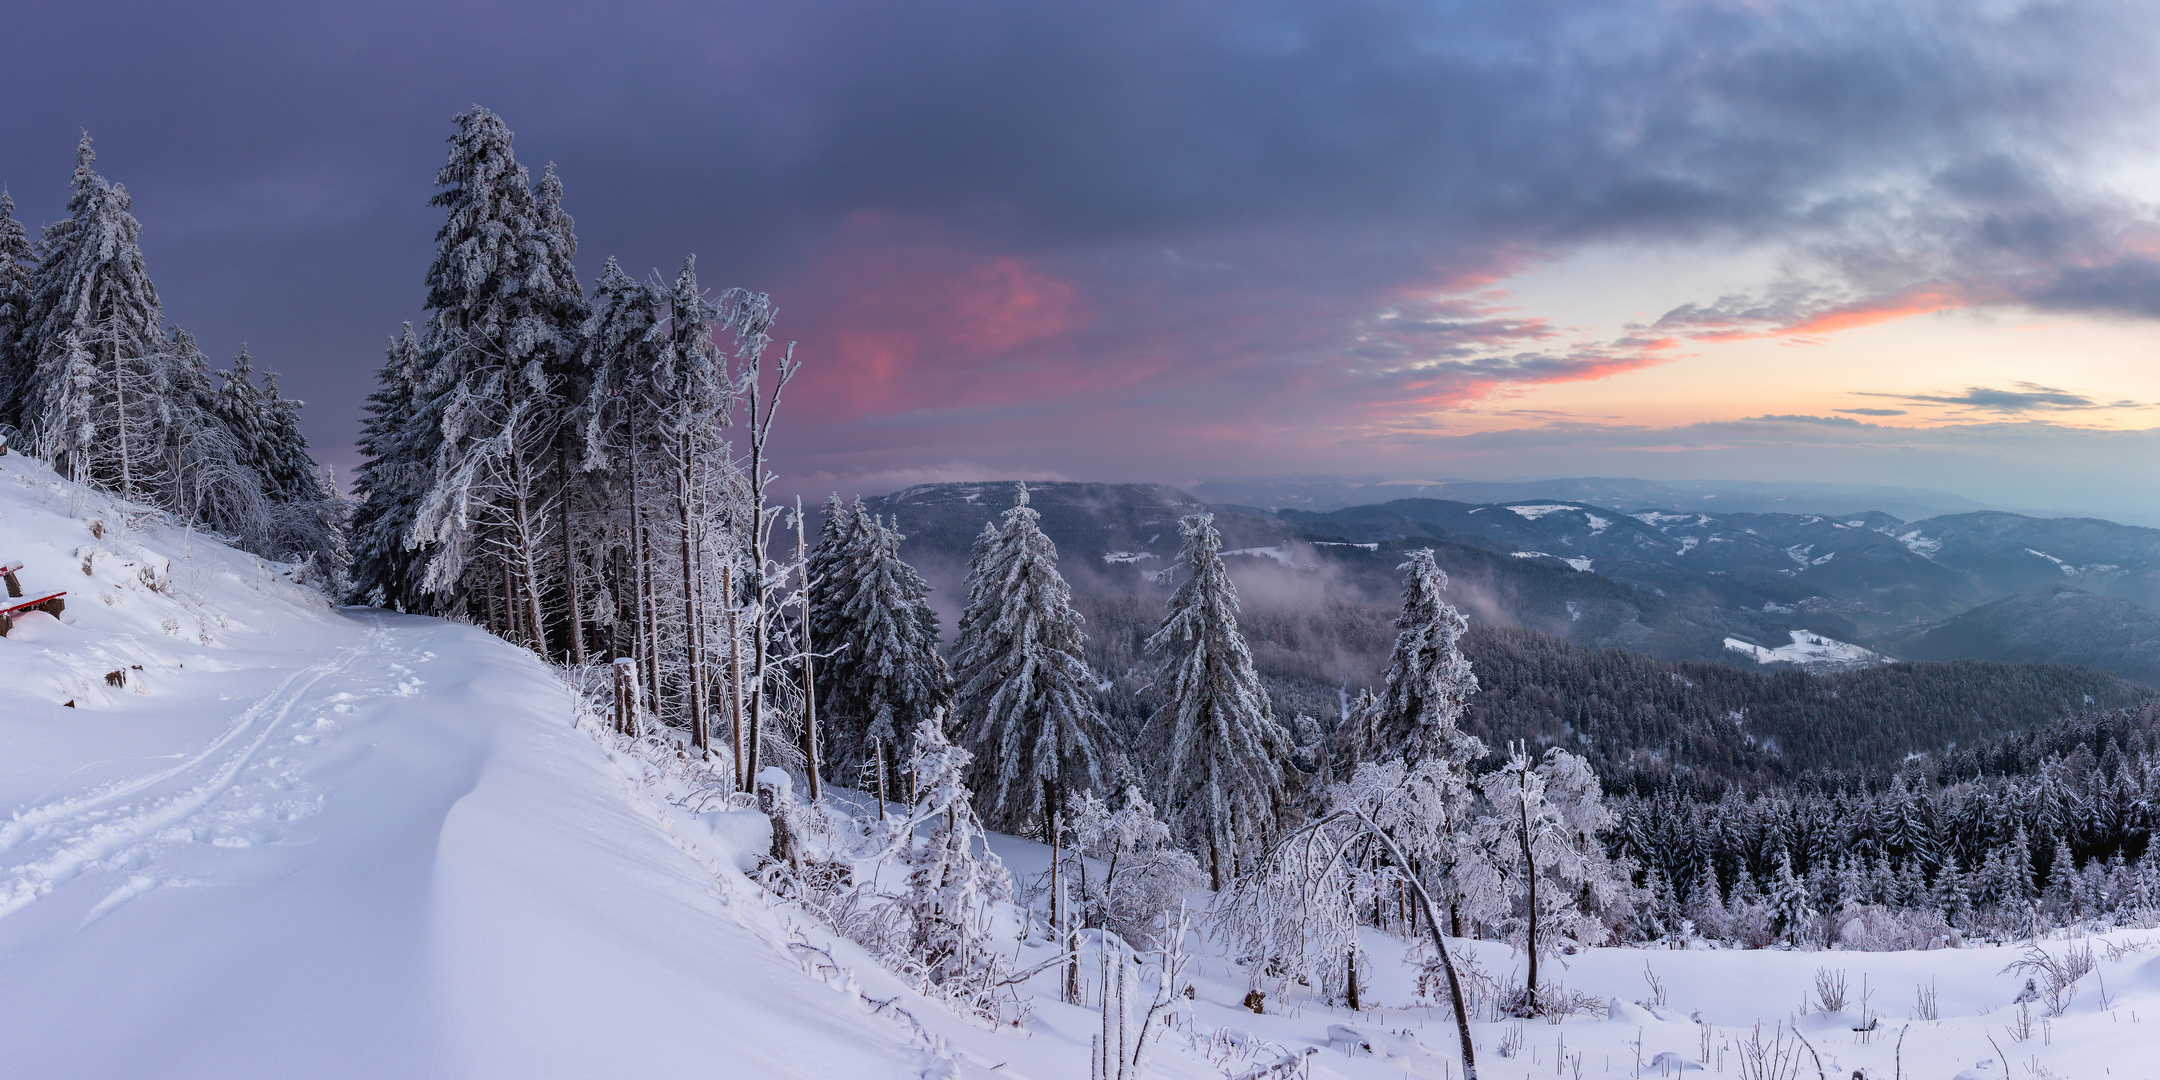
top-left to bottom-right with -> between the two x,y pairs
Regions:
6,0 -> 2159,515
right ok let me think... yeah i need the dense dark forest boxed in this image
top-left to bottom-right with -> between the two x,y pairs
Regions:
1608,703 -> 2160,947
1074,595 -> 2150,787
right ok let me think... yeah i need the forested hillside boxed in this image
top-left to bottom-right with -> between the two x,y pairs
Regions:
1896,584 -> 2160,684
1072,593 -> 2150,786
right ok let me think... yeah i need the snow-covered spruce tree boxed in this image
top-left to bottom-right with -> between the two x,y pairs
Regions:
0,190 -> 34,434
406,106 -> 584,650
349,325 -> 429,609
893,711 -> 1013,1014
805,494 -> 863,675
826,513 -> 951,802
1144,512 -> 1288,888
951,483 -> 1116,833
209,349 -> 344,575
1475,745 -> 1627,1010
18,135 -> 177,496
1768,850 -> 1816,946
577,258 -> 669,684
1353,549 -> 1479,767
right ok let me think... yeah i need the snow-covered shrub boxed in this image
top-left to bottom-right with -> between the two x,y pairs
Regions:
838,714 -> 1016,1020
1067,787 -> 1205,950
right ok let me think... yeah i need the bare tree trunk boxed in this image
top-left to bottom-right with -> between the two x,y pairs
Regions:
484,557 -> 504,636
559,441 -> 586,664
509,457 -> 551,658
627,413 -> 662,724
740,343 -> 797,788
725,562 -> 746,790
1050,815 -> 1065,1003
638,521 -> 664,725
796,501 -> 821,800
873,739 -> 887,820
677,436 -> 705,752
1518,774 -> 1540,1007
113,348 -> 131,500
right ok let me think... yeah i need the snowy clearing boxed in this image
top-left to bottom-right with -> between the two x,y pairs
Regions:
1722,629 -> 1884,669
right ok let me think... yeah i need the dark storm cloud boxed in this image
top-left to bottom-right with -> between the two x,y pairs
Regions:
4,0 -> 2158,484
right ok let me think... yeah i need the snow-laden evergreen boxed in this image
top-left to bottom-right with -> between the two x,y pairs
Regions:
890,712 -> 1014,1014
0,135 -> 337,572
951,483 -> 1117,833
1143,512 -> 1287,887
1354,548 -> 1479,765
0,191 -> 32,432
19,135 -> 182,497
404,106 -> 586,630
349,325 -> 428,609
822,511 -> 951,800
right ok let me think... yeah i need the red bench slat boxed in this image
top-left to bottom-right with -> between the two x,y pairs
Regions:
1,591 -> 66,617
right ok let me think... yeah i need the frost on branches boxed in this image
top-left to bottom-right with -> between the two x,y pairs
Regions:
1066,787 -> 1205,950
887,713 -> 1014,1016
1474,745 -> 1630,1009
952,483 -> 1115,834
1144,512 -> 1288,889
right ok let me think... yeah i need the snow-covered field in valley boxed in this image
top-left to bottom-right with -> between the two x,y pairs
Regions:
6,451 -> 2160,1080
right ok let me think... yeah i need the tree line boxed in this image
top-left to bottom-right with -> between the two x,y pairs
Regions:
0,138 -> 341,571
1610,703 -> 2160,949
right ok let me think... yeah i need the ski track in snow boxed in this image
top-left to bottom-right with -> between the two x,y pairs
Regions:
0,625 -> 391,921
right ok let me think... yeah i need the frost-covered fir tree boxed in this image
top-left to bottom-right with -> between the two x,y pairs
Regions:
212,349 -> 321,504
1475,745 -> 1625,1006
0,190 -> 34,432
1769,850 -> 1816,946
18,135 -> 175,494
951,483 -> 1116,833
350,325 -> 429,608
405,106 -> 585,643
1144,512 -> 1287,887
207,348 -> 343,572
805,494 -> 863,668
1354,549 -> 1479,766
827,514 -> 951,802
1686,860 -> 1728,939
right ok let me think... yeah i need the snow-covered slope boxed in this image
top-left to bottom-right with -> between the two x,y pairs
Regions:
0,455 -> 938,1078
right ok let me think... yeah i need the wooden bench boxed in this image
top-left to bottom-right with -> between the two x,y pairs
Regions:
0,590 -> 66,637
1,561 -> 22,598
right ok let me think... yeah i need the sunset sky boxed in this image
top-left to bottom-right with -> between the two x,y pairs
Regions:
6,0 -> 2159,517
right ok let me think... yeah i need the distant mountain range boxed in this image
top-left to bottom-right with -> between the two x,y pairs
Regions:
861,479 -> 2160,686
1185,475 -> 2001,521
